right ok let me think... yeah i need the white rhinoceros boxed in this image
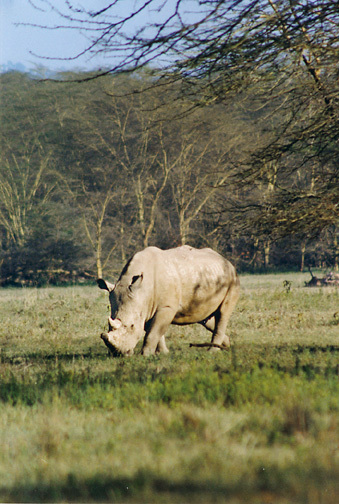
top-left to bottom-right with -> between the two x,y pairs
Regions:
97,245 -> 240,356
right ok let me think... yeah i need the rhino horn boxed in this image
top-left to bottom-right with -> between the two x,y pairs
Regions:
108,317 -> 122,330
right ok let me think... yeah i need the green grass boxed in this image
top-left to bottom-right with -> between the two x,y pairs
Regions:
0,273 -> 338,503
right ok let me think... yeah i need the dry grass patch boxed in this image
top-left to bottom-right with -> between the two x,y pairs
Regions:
0,273 -> 338,503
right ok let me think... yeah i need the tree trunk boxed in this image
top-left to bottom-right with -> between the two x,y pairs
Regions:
334,227 -> 338,271
264,240 -> 270,269
135,178 -> 146,244
179,212 -> 188,245
250,237 -> 259,265
120,224 -> 126,263
96,223 -> 103,279
300,241 -> 306,272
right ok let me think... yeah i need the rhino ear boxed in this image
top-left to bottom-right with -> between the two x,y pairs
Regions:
97,279 -> 115,292
129,274 -> 143,292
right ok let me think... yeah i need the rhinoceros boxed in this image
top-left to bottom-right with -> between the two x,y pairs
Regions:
97,245 -> 240,356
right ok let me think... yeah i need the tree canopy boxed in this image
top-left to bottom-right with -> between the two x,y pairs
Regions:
0,1 -> 338,283
1,69 -> 337,284
33,0 -> 338,236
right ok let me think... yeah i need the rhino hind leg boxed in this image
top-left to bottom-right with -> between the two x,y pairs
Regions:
210,276 -> 240,350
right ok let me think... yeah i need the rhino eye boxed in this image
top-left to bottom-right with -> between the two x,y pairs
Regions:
129,274 -> 143,292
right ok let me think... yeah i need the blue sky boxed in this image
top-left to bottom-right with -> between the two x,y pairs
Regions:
0,0 -> 121,72
0,0 -> 204,73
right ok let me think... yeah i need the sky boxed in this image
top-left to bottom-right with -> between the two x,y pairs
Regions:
0,0 -> 124,72
0,0 -> 204,74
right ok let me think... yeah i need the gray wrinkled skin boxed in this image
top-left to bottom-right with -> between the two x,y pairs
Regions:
98,245 -> 240,356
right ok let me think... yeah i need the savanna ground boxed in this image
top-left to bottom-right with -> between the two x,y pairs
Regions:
0,273 -> 338,504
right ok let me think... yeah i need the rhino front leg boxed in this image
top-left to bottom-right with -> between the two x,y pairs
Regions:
156,336 -> 169,354
142,308 -> 175,356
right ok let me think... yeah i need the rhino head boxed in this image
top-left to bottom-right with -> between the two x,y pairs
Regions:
97,275 -> 145,356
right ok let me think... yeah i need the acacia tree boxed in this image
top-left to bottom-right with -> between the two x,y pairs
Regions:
34,0 -> 338,244
51,72 -> 178,274
58,169 -> 119,279
159,103 -> 246,246
49,76 -> 125,277
0,146 -> 53,248
0,74 -> 56,249
0,72 -> 87,284
105,77 -> 171,249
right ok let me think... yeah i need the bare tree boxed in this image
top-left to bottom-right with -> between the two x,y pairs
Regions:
32,0 -> 338,240
105,80 -> 171,248
0,149 -> 53,247
52,73 -> 175,275
164,123 -> 238,245
0,79 -> 56,248
59,172 -> 119,279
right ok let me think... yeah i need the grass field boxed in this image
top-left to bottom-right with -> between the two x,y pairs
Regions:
0,272 -> 338,503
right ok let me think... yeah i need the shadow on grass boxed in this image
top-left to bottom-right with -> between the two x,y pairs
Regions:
1,470 -> 338,504
0,473 -> 243,503
0,350 -> 107,364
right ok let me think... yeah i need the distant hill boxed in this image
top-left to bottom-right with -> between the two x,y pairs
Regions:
0,61 -> 66,76
0,61 -> 28,73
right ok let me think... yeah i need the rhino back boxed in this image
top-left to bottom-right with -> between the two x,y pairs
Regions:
161,246 -> 236,323
116,246 -> 237,324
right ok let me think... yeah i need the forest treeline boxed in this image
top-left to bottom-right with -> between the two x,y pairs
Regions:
0,69 -> 338,285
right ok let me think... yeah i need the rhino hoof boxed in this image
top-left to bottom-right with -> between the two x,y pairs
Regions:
208,346 -> 221,352
141,347 -> 153,357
